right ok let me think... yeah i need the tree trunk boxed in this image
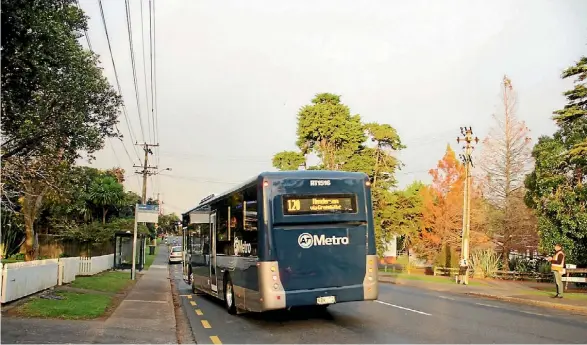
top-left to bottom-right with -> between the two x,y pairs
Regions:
502,247 -> 510,271
21,192 -> 44,261
102,207 -> 108,224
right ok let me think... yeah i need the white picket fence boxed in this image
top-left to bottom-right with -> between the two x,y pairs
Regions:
0,254 -> 115,303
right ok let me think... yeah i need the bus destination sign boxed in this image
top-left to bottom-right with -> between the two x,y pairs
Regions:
283,194 -> 356,215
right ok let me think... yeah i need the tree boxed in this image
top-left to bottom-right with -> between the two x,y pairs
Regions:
88,175 -> 125,224
386,182 -> 424,259
159,213 -> 181,234
479,75 -> 538,268
272,151 -> 305,171
1,0 -> 122,260
415,145 -> 490,263
272,93 -> 405,255
525,55 -> 587,266
1,0 -> 121,161
295,93 -> 366,170
1,154 -> 68,260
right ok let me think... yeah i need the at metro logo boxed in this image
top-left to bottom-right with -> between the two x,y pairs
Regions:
298,232 -> 349,248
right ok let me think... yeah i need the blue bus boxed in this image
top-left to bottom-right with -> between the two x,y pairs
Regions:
181,170 -> 378,314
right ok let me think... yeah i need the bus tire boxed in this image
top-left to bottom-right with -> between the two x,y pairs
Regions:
224,276 -> 237,315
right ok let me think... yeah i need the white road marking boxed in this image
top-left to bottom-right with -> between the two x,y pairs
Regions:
519,310 -> 549,317
438,295 -> 455,301
375,300 -> 432,316
475,302 -> 503,309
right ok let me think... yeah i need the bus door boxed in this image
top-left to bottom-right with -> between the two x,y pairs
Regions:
209,212 -> 218,294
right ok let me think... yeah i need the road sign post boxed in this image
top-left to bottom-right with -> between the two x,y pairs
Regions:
131,204 -> 160,280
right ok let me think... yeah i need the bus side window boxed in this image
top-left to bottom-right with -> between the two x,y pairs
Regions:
243,185 -> 258,257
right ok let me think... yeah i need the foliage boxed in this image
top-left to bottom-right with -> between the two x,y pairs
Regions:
272,151 -> 305,171
0,0 -> 121,161
0,205 -> 25,258
158,213 -> 181,235
525,55 -> 587,266
88,175 -> 125,224
55,218 -> 148,243
272,93 -> 405,255
414,145 -> 490,262
384,182 -> 424,255
295,93 -> 366,170
479,75 -> 538,267
470,248 -> 500,278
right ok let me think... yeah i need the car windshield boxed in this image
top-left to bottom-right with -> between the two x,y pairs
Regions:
171,247 -> 182,252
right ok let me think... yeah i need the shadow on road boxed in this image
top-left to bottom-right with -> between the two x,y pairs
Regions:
195,293 -> 367,323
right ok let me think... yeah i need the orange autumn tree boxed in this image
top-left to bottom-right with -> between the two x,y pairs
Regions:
415,145 -> 490,264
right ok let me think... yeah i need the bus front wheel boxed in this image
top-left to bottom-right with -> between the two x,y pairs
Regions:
224,276 -> 237,315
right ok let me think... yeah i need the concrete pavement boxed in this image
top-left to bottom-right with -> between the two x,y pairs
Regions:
170,264 -> 587,344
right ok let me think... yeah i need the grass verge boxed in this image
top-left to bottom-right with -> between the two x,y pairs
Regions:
520,287 -> 587,301
14,291 -> 112,320
11,271 -> 136,320
144,245 -> 160,270
70,271 -> 132,293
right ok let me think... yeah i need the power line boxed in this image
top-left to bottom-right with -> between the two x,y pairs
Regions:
77,0 -> 140,176
139,0 -> 152,144
124,0 -> 147,143
97,0 -> 142,163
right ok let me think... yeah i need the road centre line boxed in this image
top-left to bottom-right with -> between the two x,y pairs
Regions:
475,302 -> 502,309
375,300 -> 432,316
201,320 -> 212,328
195,309 -> 203,316
438,295 -> 456,301
210,336 -> 222,344
519,310 -> 549,317
190,301 -> 196,306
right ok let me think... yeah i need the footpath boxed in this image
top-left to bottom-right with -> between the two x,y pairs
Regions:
379,272 -> 587,315
1,244 -> 179,344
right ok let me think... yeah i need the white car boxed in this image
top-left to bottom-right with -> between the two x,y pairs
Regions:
169,246 -> 183,264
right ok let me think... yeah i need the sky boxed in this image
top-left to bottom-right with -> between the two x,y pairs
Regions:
76,0 -> 587,215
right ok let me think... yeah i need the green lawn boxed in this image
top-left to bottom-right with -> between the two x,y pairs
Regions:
520,287 -> 587,301
16,291 -> 112,319
70,271 -> 132,293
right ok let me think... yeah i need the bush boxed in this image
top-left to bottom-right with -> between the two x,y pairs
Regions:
471,248 -> 500,278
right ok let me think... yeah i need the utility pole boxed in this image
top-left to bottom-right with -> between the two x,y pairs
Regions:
457,127 -> 479,285
134,142 -> 159,203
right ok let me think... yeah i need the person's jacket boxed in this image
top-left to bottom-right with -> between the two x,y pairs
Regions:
551,250 -> 565,272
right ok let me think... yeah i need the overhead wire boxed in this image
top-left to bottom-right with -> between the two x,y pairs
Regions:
97,0 -> 142,165
123,0 -> 147,143
139,0 -> 153,144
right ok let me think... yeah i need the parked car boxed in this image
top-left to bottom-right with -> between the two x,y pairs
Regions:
169,246 -> 183,264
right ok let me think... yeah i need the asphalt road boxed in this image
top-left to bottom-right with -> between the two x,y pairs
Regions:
169,264 -> 587,344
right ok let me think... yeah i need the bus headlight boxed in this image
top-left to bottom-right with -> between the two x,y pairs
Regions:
368,276 -> 373,281
272,275 -> 277,281
273,283 -> 278,290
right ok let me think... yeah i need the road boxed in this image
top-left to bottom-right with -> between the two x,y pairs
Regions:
169,263 -> 587,344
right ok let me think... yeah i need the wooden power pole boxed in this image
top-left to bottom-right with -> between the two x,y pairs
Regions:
457,127 -> 479,284
133,143 -> 159,203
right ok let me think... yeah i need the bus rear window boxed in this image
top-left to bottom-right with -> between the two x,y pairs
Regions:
282,194 -> 357,215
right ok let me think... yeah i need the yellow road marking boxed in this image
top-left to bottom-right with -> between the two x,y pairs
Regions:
210,336 -> 222,344
186,295 -> 192,299
190,301 -> 196,306
201,320 -> 211,329
179,295 -> 190,297
195,309 -> 203,316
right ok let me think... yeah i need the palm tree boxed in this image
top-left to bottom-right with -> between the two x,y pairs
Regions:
88,176 -> 124,224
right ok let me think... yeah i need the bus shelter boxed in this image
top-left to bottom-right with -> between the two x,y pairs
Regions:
114,231 -> 146,270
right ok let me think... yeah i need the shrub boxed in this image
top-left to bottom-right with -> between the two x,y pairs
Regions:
471,248 -> 500,278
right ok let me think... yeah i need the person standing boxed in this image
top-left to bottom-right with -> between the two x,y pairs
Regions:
547,243 -> 565,298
